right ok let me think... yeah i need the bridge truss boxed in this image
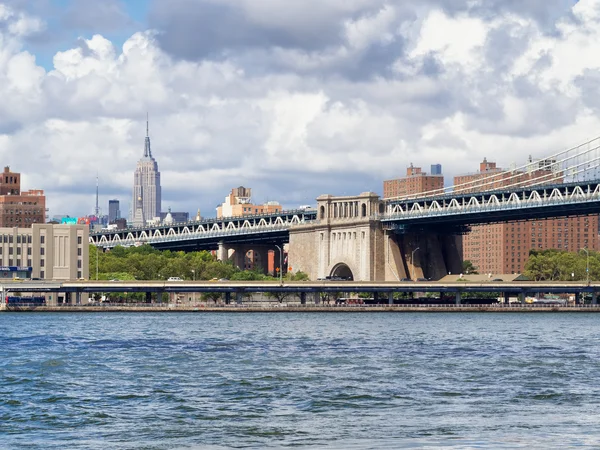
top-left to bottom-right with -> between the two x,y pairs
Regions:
90,209 -> 317,250
384,136 -> 600,228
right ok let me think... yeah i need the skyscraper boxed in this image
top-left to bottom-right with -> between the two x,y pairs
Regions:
108,199 -> 120,223
131,118 -> 161,226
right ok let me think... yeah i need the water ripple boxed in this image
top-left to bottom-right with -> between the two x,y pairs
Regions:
2,312 -> 600,448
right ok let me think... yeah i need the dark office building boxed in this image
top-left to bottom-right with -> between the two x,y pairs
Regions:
108,199 -> 120,223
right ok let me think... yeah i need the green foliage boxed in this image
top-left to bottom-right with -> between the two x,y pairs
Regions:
525,249 -> 597,281
462,260 -> 478,274
288,271 -> 310,281
90,244 -> 276,281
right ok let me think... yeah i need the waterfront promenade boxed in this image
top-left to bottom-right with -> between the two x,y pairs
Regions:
4,303 -> 600,312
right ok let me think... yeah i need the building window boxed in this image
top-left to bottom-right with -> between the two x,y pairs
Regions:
8,247 -> 12,255
40,248 -> 44,256
77,248 -> 82,256
27,259 -> 31,267
8,235 -> 12,243
77,271 -> 82,279
40,270 -> 44,279
16,235 -> 21,244
40,259 -> 44,267
16,248 -> 20,255
27,235 -> 31,244
77,236 -> 82,245
77,260 -> 82,268
40,235 -> 45,244
27,248 -> 31,255
16,259 -> 20,266
8,259 -> 12,266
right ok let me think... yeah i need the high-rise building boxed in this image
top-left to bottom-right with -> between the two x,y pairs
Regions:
108,200 -> 120,223
216,186 -> 281,218
457,159 -> 599,274
383,164 -> 444,199
131,118 -> 161,226
0,166 -> 46,227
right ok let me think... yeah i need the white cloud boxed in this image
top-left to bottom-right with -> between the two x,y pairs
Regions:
1,0 -> 600,220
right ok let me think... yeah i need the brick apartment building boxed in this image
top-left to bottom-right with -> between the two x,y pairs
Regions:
456,159 -> 599,274
0,166 -> 46,227
383,164 -> 444,199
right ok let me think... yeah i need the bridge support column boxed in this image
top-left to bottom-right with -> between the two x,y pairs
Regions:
314,292 -> 320,305
373,292 -> 379,304
158,290 -> 164,305
388,292 -> 394,305
519,292 -> 525,305
217,241 -> 228,262
225,292 -> 231,305
504,292 -> 510,305
593,292 -> 597,306
236,292 -> 243,305
300,292 -> 306,305
575,292 -> 580,305
384,233 -> 408,281
254,247 -> 271,275
75,291 -> 81,305
455,292 -> 461,306
145,292 -> 152,303
395,232 -> 462,281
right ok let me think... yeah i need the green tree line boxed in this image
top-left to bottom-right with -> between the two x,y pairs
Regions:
89,244 -> 308,282
524,249 -> 598,281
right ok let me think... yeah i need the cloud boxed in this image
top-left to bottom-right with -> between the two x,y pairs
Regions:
0,0 -> 600,222
61,0 -> 131,32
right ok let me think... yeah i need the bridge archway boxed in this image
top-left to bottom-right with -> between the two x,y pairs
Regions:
330,263 -> 354,281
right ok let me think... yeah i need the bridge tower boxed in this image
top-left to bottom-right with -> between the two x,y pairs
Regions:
288,192 -> 463,281
288,192 -> 387,281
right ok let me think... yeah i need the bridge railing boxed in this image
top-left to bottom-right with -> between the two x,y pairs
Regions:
383,184 -> 599,221
93,223 -> 293,248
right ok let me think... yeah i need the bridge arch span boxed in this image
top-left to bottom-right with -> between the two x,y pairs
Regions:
327,261 -> 357,281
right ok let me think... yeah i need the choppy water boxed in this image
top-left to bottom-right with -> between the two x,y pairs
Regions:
1,312 -> 600,448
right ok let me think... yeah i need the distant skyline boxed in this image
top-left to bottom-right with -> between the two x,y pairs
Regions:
0,0 -> 598,219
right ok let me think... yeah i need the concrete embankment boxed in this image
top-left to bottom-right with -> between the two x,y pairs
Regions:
3,305 -> 600,312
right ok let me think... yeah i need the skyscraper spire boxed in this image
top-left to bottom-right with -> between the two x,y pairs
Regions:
144,113 -> 152,158
95,173 -> 99,217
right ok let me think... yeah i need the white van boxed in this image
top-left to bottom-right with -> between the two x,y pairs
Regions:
167,277 -> 183,281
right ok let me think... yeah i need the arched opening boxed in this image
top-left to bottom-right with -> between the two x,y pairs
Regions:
320,205 -> 325,219
361,203 -> 367,217
330,263 -> 354,281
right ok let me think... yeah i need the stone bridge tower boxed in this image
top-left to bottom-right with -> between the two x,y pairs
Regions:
288,192 -> 463,281
288,192 -> 387,281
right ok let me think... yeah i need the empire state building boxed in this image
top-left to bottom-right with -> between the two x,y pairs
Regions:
131,119 -> 161,226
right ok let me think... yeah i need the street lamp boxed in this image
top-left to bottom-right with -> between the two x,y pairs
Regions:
274,244 -> 283,285
581,247 -> 589,285
411,247 -> 420,280
191,269 -> 196,304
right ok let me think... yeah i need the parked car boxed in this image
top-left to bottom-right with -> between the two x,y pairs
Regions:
167,277 -> 183,281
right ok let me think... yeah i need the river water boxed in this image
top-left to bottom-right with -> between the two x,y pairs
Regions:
1,312 -> 600,449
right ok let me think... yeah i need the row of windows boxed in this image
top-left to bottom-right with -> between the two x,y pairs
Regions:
0,259 -> 32,266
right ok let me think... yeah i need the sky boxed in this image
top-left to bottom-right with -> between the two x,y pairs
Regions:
0,0 -> 598,220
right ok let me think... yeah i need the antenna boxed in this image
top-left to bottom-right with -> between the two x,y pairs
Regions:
146,112 -> 149,137
95,173 -> 99,217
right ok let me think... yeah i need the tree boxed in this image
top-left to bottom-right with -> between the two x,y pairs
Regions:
462,260 -> 478,274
